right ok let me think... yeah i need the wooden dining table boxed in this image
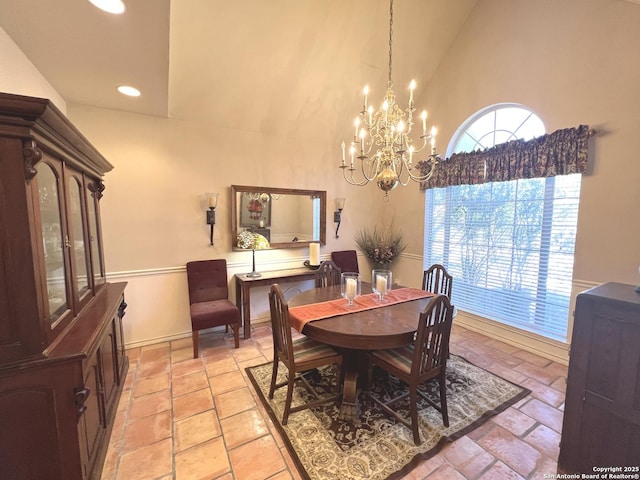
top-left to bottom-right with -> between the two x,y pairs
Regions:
288,284 -> 434,420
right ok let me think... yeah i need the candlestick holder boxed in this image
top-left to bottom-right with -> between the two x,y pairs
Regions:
372,269 -> 392,302
341,272 -> 361,307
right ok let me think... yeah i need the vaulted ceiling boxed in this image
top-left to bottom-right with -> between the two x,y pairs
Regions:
0,0 -> 477,121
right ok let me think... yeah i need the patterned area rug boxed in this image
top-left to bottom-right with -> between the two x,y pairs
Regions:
246,355 -> 530,480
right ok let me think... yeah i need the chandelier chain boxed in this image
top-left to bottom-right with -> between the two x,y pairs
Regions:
388,0 -> 394,85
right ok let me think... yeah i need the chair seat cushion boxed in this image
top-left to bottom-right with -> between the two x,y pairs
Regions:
292,336 -> 340,363
370,345 -> 414,375
190,299 -> 239,330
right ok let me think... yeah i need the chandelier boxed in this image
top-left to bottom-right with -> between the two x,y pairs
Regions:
339,0 -> 440,198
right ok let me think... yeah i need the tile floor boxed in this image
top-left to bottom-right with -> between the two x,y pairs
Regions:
101,322 -> 568,480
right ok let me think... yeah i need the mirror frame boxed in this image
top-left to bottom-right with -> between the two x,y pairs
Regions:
231,185 -> 326,250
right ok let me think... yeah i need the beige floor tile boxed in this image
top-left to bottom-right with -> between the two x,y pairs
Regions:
116,438 -> 173,480
171,336 -> 193,351
174,437 -> 230,480
171,346 -> 194,364
172,370 -> 209,397
173,387 -> 215,420
228,435 -> 287,480
214,387 -> 256,418
441,435 -> 495,478
220,408 -> 269,449
137,358 -> 170,377
132,373 -> 170,398
122,410 -> 172,452
128,389 -> 171,420
519,398 -> 564,433
477,460 -> 525,480
476,425 -> 542,477
174,409 -> 221,452
209,369 -> 248,395
171,357 -> 205,378
204,355 -> 238,377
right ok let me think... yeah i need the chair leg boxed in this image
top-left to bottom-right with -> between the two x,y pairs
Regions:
409,387 -> 421,445
192,331 -> 199,359
439,373 -> 449,427
282,372 -> 296,425
233,323 -> 240,349
268,357 -> 279,399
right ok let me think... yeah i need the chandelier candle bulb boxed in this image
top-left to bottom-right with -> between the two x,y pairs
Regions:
341,141 -> 346,165
409,80 -> 415,104
309,242 -> 320,266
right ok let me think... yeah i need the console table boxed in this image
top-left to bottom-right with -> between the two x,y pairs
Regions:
235,267 -> 317,338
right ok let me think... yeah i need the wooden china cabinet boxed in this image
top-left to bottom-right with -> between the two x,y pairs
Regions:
0,92 -> 128,480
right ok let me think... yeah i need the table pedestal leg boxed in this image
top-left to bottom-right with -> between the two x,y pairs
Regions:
338,350 -> 364,421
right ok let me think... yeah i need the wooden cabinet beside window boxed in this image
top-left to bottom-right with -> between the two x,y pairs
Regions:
0,92 -> 127,480
558,282 -> 640,473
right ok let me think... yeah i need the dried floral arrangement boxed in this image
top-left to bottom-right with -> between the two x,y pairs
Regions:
354,223 -> 406,265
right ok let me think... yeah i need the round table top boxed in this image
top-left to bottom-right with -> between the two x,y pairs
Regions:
288,284 -> 434,350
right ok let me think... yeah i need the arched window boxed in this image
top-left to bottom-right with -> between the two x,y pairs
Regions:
424,104 -> 581,342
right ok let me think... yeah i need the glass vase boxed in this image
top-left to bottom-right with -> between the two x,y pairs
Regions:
372,269 -> 392,302
341,272 -> 361,307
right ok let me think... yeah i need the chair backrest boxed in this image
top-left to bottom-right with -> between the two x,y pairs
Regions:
315,260 -> 342,288
422,264 -> 453,299
412,294 -> 454,380
268,284 -> 295,367
186,259 -> 229,305
331,250 -> 359,274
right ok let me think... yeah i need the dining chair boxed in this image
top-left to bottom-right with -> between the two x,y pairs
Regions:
331,249 -> 359,274
268,283 -> 343,425
186,259 -> 240,358
422,263 -> 453,298
314,260 -> 342,288
368,293 -> 454,445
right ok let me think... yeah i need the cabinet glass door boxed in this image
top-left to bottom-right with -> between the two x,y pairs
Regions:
68,176 -> 91,301
36,162 -> 69,323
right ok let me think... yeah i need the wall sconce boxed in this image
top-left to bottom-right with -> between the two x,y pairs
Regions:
334,197 -> 346,238
206,192 -> 219,246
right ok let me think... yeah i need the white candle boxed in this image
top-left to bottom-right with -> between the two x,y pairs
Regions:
421,110 -> 427,135
341,141 -> 346,165
309,243 -> 320,266
409,80 -> 415,104
346,277 -> 356,297
376,275 -> 387,295
363,85 -> 369,109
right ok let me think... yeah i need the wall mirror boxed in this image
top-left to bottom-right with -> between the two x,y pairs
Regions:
231,185 -> 326,250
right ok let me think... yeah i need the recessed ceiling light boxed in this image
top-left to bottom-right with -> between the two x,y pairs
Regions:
88,0 -> 125,14
117,85 -> 141,97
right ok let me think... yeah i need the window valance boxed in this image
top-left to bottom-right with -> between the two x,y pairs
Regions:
419,124 -> 592,190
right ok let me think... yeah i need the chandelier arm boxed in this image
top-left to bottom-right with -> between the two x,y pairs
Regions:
341,166 -> 370,186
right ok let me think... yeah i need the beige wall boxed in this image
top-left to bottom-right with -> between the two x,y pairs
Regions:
2,0 -> 639,354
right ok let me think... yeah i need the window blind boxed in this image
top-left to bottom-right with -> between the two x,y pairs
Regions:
424,173 -> 581,342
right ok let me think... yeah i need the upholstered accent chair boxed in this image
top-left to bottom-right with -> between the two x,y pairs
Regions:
186,259 -> 240,358
331,249 -> 359,274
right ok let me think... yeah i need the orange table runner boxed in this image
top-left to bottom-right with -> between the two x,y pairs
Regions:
289,287 -> 434,332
